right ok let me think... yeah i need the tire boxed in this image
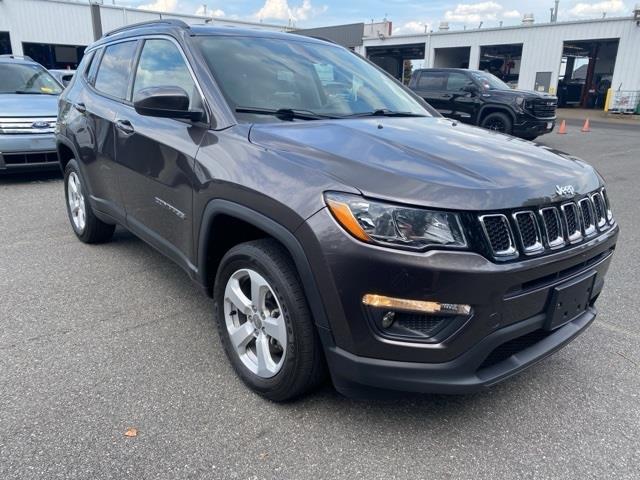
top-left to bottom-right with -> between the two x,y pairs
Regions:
213,239 -> 326,401
480,112 -> 513,135
64,159 -> 115,244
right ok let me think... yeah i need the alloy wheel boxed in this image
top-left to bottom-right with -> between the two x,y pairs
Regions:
67,172 -> 86,232
223,269 -> 287,378
486,119 -> 507,132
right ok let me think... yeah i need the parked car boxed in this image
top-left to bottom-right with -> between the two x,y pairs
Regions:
48,69 -> 76,87
0,54 -> 62,173
409,68 -> 557,140
57,20 -> 618,401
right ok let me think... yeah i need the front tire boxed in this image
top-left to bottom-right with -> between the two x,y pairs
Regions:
64,159 -> 115,243
214,239 -> 326,401
481,112 -> 513,135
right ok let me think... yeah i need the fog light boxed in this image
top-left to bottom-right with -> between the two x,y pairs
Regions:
362,294 -> 471,316
381,311 -> 396,328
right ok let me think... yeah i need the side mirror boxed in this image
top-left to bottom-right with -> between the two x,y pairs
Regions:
462,84 -> 479,94
133,86 -> 203,122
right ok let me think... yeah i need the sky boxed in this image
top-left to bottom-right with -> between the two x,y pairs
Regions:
113,0 -> 634,32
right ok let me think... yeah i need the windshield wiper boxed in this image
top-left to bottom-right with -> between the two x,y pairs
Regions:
340,109 -> 428,118
12,90 -> 56,95
235,107 -> 335,121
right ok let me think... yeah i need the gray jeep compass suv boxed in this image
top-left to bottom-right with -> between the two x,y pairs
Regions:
56,20 -> 618,401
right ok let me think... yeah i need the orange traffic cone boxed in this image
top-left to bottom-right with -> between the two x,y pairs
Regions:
557,120 -> 567,134
581,118 -> 591,132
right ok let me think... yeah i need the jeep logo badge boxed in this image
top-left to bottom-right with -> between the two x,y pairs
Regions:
555,184 -> 575,197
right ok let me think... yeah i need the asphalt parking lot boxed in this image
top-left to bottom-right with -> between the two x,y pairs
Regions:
1,120 -> 639,480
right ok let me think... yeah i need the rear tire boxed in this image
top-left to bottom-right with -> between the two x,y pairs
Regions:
480,112 -> 513,135
213,239 -> 326,401
64,159 -> 115,244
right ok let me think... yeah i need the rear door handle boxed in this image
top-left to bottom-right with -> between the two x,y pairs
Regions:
73,102 -> 86,113
115,119 -> 135,135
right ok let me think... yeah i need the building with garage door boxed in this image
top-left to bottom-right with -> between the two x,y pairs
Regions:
356,13 -> 640,111
0,0 -> 288,70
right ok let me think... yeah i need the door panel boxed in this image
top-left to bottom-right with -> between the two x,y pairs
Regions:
115,38 -> 207,265
412,71 -> 448,111
80,40 -> 139,217
443,72 -> 479,123
115,108 -> 205,263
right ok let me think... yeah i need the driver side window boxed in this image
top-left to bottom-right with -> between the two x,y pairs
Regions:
133,39 -> 199,109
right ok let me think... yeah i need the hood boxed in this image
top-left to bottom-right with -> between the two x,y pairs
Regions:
0,93 -> 59,117
489,88 -> 557,101
249,117 -> 600,211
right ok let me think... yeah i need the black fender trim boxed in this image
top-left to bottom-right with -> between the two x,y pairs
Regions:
197,199 -> 331,330
477,104 -> 517,126
55,135 -> 80,174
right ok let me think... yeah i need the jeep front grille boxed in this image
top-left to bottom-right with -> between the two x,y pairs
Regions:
0,117 -> 57,134
479,214 -> 517,257
478,188 -> 614,260
513,211 -> 543,253
579,198 -> 596,236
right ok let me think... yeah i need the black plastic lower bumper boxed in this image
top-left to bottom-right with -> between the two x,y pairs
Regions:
324,306 -> 596,397
513,118 -> 555,138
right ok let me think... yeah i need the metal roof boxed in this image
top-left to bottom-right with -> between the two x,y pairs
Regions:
295,23 -> 365,48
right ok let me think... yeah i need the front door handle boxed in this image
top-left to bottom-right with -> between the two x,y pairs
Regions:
115,119 -> 135,135
73,102 -> 86,113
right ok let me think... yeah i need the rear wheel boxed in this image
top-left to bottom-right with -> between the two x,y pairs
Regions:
481,112 -> 513,135
214,239 -> 326,401
64,159 -> 115,243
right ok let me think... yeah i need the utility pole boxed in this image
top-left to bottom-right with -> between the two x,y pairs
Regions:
89,2 -> 103,40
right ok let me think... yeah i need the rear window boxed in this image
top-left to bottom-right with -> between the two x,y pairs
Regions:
94,41 -> 137,100
417,71 -> 446,91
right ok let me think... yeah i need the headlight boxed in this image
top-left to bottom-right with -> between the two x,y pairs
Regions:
515,96 -> 527,111
324,192 -> 467,250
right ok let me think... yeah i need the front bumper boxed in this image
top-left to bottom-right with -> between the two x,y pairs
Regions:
513,117 -> 555,137
299,208 -> 618,396
325,306 -> 595,396
0,133 -> 59,173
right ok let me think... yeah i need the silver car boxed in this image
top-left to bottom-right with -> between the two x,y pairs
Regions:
0,55 -> 62,173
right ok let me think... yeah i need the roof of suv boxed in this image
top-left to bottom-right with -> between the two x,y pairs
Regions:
92,20 -> 330,49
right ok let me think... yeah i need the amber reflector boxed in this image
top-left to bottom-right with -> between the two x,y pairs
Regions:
362,294 -> 471,316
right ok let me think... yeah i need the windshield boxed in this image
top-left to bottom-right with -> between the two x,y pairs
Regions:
470,71 -> 512,91
194,35 -> 431,121
0,63 -> 63,95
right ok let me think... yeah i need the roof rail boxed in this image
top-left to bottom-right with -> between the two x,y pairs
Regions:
105,19 -> 190,37
0,54 -> 35,61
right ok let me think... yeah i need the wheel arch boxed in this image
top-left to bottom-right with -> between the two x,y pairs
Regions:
56,137 -> 78,174
197,199 -> 331,330
477,104 -> 516,125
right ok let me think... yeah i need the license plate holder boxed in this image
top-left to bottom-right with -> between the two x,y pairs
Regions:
546,272 -> 595,330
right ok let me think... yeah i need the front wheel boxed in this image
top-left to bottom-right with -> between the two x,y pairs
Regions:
480,112 -> 513,135
213,239 -> 326,401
